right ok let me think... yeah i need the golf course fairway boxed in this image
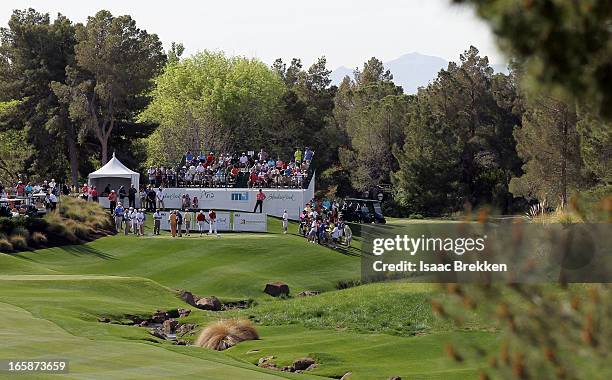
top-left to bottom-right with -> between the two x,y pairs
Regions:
0,219 -> 499,379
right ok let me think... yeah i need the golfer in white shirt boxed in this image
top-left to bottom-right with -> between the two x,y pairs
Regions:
282,209 -> 288,234
156,187 -> 165,209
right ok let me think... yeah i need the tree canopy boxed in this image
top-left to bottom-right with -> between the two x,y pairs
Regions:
141,51 -> 286,165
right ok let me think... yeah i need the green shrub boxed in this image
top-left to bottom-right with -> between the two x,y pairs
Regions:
409,213 -> 424,219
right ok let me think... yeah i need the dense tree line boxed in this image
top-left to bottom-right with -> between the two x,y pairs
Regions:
1,7 -> 608,216
0,8 -> 164,185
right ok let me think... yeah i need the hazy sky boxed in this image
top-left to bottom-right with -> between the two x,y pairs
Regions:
0,0 -> 505,69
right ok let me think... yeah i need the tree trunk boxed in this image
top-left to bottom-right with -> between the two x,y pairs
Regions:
560,108 -> 568,207
100,134 -> 109,164
66,123 -> 79,186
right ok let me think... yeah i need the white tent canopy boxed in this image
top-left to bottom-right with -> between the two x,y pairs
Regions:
88,153 -> 139,207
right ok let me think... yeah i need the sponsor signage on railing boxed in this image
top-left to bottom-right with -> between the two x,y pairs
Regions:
232,212 -> 267,232
157,211 -> 259,232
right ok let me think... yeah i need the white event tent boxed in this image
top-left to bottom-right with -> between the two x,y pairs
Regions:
88,153 -> 139,208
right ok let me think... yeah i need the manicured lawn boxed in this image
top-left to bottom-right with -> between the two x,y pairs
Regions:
0,216 -> 498,379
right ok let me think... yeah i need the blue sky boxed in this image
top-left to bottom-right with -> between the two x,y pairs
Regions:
1,0 -> 505,69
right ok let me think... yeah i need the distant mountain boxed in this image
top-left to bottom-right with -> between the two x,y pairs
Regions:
330,52 -> 508,94
329,66 -> 354,85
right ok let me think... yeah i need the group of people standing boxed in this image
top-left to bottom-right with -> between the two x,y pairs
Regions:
112,203 -> 146,236
160,209 -> 220,237
112,202 -> 221,238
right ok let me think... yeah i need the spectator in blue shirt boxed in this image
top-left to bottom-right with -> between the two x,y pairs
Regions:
114,203 -> 125,231
304,147 -> 314,162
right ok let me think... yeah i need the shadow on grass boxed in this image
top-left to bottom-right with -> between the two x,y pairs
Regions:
59,245 -> 115,260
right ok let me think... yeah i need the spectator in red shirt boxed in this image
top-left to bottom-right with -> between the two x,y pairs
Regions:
108,190 -> 117,212
254,188 -> 266,213
249,171 -> 258,188
90,186 -> 99,203
16,181 -> 25,196
81,184 -> 89,201
206,152 -> 215,166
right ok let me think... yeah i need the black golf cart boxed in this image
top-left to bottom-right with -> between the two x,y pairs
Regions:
340,198 -> 386,224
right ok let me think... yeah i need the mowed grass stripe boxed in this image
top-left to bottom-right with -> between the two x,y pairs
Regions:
6,232 -> 359,299
0,302 -> 305,380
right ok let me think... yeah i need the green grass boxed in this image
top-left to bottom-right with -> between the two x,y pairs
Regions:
0,216 -> 499,379
238,282 -> 493,336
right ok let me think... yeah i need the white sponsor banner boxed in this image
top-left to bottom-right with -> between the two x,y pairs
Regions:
214,211 -> 231,231
233,212 -> 267,232
155,187 -> 314,220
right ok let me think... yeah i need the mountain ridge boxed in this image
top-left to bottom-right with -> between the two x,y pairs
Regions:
330,52 -> 508,93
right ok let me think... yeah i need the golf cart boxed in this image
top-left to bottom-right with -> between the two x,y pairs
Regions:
29,193 -> 49,216
340,198 -> 386,224
0,195 -> 46,218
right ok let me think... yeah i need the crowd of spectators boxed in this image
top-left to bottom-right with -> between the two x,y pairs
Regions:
298,199 -> 351,248
0,178 -> 69,217
146,147 -> 314,189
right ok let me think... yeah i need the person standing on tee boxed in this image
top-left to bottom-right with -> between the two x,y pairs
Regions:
254,189 -> 266,213
138,209 -> 145,236
196,210 -> 206,236
169,210 -> 177,237
153,209 -> 162,235
183,209 -> 192,236
208,209 -> 219,237
282,209 -> 289,234
176,210 -> 183,237
113,202 -> 124,231
123,208 -> 131,235
130,207 -> 139,235
156,187 -> 165,210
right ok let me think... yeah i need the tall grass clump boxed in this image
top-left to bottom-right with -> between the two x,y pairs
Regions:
194,319 -> 259,351
0,233 -> 13,252
0,196 -> 113,253
29,231 -> 48,247
8,234 -> 28,250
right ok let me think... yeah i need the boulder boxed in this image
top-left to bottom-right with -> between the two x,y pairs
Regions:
128,315 -> 144,325
264,282 -> 290,297
281,366 -> 295,372
162,319 -> 178,334
150,328 -> 166,339
177,308 -> 191,318
150,310 -> 168,323
139,321 -> 149,327
179,291 -> 196,306
259,363 -> 280,371
292,357 -> 316,371
389,377 -> 402,380
176,323 -> 196,335
195,296 -> 222,311
258,356 -> 275,366
297,290 -> 320,297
